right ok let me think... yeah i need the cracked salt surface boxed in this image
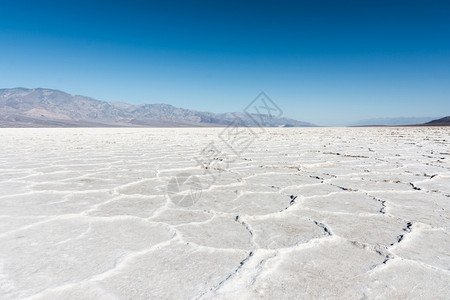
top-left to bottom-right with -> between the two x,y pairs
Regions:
0,127 -> 449,299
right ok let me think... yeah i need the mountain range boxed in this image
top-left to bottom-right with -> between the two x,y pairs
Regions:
1,88 -> 448,127
350,116 -> 450,127
0,88 -> 314,128
349,117 -> 436,126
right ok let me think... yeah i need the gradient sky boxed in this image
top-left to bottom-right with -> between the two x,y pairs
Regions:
1,0 -> 449,125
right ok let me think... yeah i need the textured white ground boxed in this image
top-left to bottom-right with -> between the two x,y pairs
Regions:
0,127 -> 449,299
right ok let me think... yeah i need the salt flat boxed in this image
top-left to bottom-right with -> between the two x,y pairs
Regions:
0,127 -> 449,299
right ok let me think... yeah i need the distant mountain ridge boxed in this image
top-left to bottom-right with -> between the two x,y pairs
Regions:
423,116 -> 450,126
350,117 -> 436,126
0,88 -> 314,128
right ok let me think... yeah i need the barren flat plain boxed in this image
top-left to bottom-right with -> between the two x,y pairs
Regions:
0,127 -> 449,299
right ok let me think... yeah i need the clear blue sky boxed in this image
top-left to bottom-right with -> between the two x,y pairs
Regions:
1,0 -> 449,125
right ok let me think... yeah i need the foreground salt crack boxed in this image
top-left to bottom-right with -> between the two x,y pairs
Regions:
0,127 -> 449,299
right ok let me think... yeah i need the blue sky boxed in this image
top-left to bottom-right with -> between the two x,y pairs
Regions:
1,0 -> 449,125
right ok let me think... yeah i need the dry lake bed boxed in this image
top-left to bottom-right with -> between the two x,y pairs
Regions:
0,127 -> 449,299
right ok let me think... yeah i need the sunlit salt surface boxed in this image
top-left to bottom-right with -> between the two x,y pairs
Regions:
0,127 -> 449,299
